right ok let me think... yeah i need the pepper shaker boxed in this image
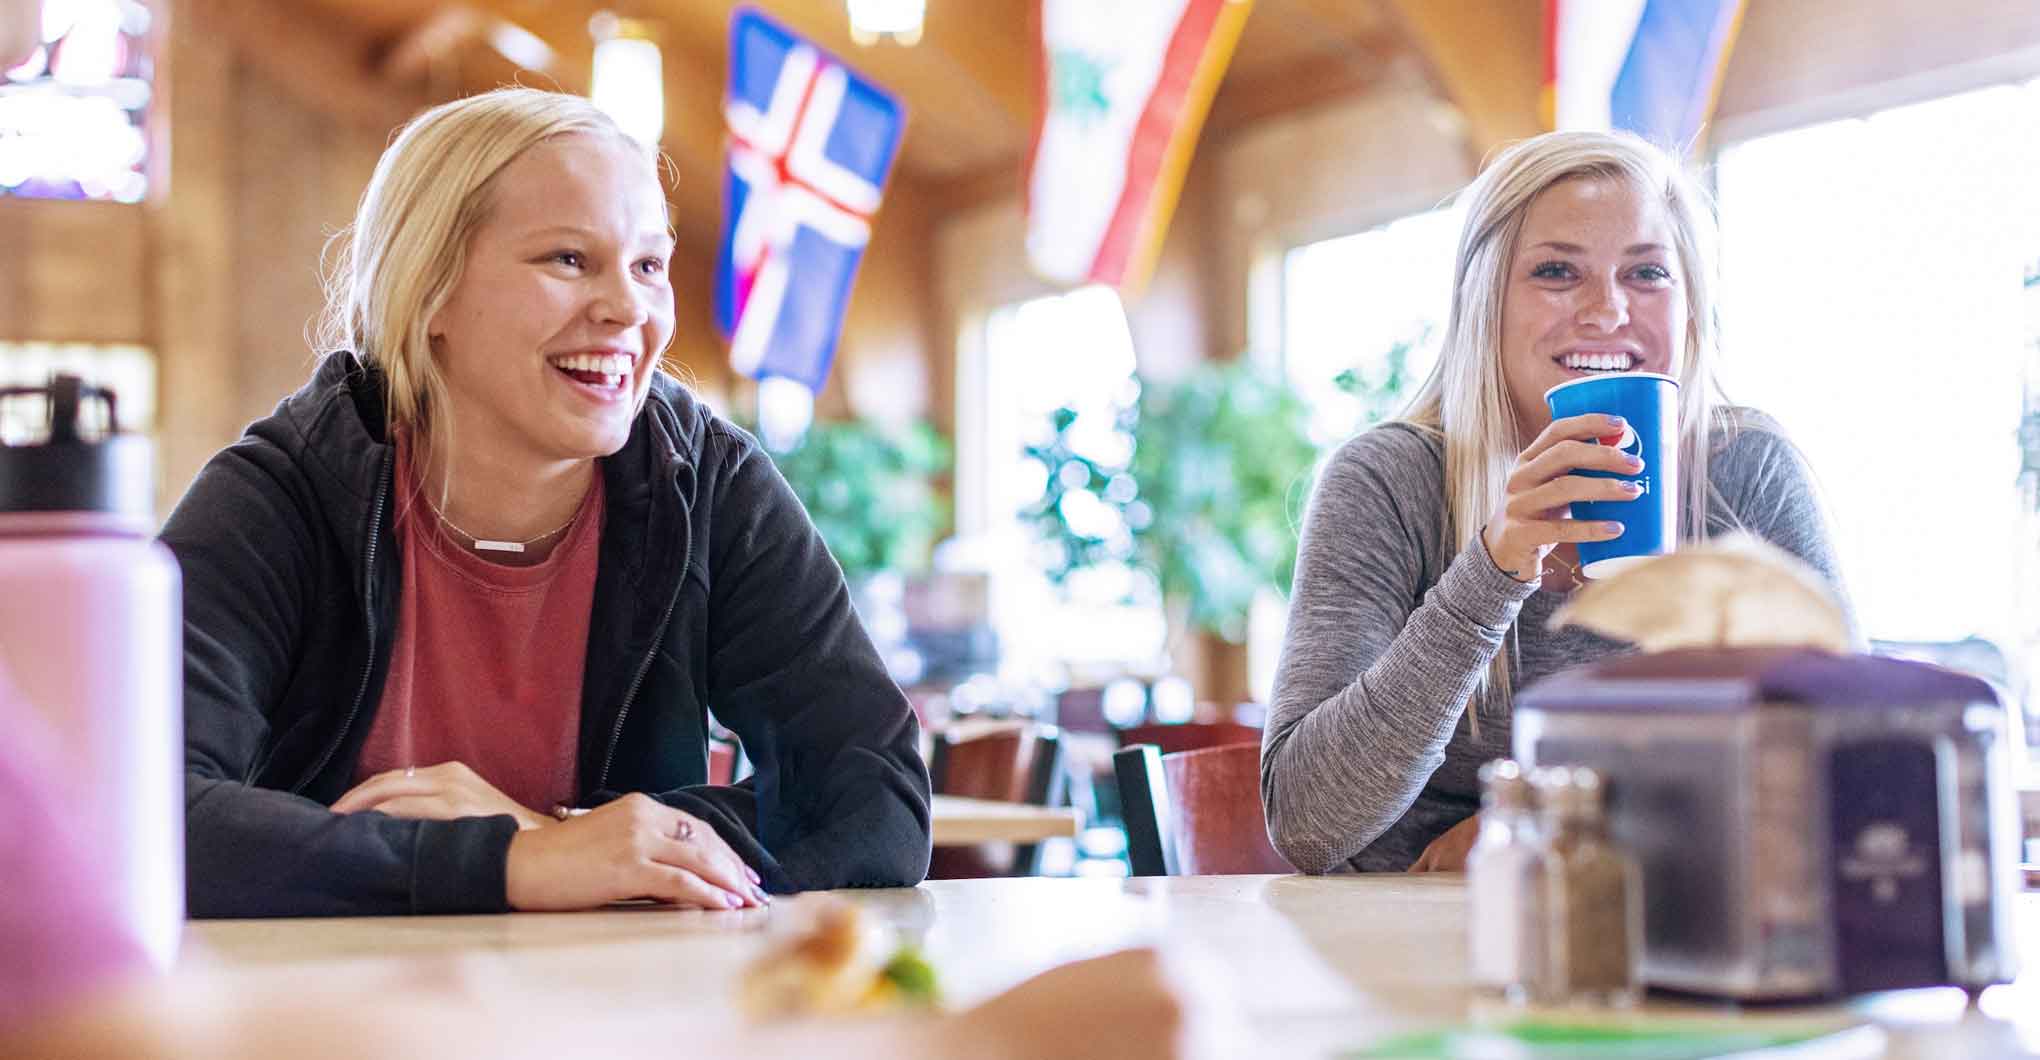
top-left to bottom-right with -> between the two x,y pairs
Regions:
1533,766 -> 1642,1007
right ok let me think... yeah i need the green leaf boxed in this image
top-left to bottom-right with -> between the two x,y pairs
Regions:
1023,358 -> 1326,638
749,417 -> 952,583
879,946 -> 942,1005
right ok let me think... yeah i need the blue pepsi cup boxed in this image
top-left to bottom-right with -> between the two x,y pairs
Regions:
1543,372 -> 1678,579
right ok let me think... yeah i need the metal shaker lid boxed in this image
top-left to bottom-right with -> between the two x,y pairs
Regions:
1514,646 -> 1999,714
1478,758 -> 1534,812
0,375 -> 153,519
1531,765 -> 1606,819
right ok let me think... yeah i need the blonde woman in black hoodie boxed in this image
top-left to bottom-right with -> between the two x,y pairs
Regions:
163,88 -> 931,917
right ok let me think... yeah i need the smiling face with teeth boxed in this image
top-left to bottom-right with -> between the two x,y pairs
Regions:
426,132 -> 676,468
1498,175 -> 1685,443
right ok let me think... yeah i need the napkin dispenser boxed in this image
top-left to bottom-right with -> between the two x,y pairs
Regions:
1514,647 -> 2021,1000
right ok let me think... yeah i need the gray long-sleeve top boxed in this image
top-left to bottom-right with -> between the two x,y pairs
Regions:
1262,414 -> 1850,874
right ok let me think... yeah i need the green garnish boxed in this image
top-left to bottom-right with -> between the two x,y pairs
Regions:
879,946 -> 941,1005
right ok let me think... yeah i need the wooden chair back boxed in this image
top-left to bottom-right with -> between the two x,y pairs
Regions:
1115,742 -> 1293,877
927,722 -> 1066,878
1115,720 -> 1262,757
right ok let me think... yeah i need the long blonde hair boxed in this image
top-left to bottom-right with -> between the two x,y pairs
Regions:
1396,130 -> 1732,719
314,88 -> 655,461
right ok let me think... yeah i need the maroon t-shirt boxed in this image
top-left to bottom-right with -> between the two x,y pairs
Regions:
353,447 -> 602,814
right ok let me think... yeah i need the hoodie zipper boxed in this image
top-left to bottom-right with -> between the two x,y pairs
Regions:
595,482 -> 693,792
295,449 -> 392,794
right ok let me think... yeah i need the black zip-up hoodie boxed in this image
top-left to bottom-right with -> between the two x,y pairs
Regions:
163,354 -> 932,916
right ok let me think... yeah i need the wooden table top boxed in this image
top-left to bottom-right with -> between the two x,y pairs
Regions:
180,875 -> 2040,1056
929,794 -> 1082,845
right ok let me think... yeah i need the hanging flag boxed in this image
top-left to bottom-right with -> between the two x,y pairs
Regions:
1025,0 -> 1251,293
1543,0 -> 1747,148
716,7 -> 905,393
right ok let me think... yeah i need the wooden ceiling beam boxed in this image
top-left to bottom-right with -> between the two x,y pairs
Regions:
453,0 -> 725,251
378,5 -> 482,84
909,0 -> 1036,133
922,161 -> 1023,220
454,1 -> 594,93
194,0 -> 429,134
1205,34 -> 1407,141
1379,0 -> 1544,166
651,0 -> 1028,178
921,22 -> 1414,221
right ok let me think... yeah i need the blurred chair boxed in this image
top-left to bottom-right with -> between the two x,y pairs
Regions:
927,721 -> 1066,878
1114,743 -> 1292,877
1115,720 -> 1262,757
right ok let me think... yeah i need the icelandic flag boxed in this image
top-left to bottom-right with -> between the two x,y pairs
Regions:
716,8 -> 905,393
1544,0 -> 1746,148
1025,0 -> 1252,293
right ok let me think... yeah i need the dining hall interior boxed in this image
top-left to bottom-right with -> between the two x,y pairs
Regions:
2,0 -> 2040,1056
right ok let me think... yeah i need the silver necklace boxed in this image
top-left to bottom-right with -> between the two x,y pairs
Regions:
424,497 -> 578,554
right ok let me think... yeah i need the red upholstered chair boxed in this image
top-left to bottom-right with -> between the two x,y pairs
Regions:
926,721 -> 1065,878
1114,742 -> 1293,877
1114,720 -> 1262,757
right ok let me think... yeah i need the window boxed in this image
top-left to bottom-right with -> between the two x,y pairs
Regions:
956,286 -> 1165,685
1,0 -> 154,202
1257,205 -> 1461,699
1279,203 -> 1461,445
1716,78 -> 2040,761
0,342 -> 154,441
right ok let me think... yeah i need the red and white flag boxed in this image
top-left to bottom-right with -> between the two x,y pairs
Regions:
1025,0 -> 1251,293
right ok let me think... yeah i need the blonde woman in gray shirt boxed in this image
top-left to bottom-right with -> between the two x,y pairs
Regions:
1263,130 -> 1850,875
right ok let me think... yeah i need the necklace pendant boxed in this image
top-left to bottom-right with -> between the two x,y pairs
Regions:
472,539 -> 526,554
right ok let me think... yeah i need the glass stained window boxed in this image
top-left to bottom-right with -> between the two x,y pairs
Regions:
0,0 -> 153,202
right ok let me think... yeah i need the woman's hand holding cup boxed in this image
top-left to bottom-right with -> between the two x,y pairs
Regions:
1480,413 -> 1644,583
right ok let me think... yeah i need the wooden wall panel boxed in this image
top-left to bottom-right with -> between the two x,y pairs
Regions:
827,178 -> 940,426
1382,0 -> 1544,166
0,200 -> 148,344
229,56 -> 392,423
1716,0 -> 2040,139
149,0 -> 238,511
661,245 -> 733,411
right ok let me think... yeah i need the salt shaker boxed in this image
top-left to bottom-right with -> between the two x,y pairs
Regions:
1467,758 -> 1543,1001
1533,766 -> 1642,1006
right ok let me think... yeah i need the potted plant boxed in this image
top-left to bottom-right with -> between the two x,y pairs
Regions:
767,417 -> 950,584
1025,359 -> 1317,645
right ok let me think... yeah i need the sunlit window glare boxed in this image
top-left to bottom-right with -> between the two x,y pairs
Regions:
969,285 -> 1165,684
1716,78 -> 2040,668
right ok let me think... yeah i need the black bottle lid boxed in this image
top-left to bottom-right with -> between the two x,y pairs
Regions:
0,374 -> 153,518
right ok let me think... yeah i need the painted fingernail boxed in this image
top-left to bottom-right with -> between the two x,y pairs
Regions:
751,885 -> 772,905
1623,453 -> 1644,469
1605,415 -> 1627,428
724,891 -> 743,909
1619,480 -> 1643,494
1604,521 -> 1626,535
746,867 -> 762,886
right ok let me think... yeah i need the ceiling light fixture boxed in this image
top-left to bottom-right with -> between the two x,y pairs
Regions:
845,0 -> 923,47
588,11 -> 662,146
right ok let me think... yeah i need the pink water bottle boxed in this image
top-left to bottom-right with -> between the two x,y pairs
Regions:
0,375 -> 182,967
